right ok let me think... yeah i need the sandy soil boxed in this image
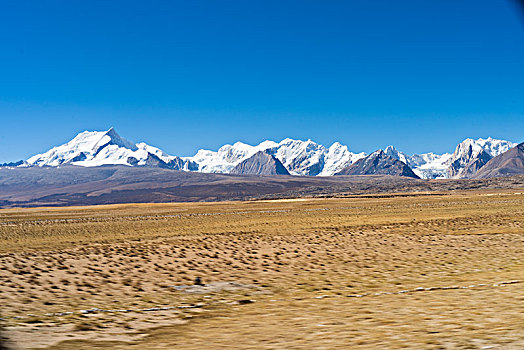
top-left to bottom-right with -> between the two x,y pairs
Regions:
1,190 -> 523,349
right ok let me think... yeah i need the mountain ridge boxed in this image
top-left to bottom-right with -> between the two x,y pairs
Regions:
335,150 -> 420,178
472,142 -> 524,179
11,128 -> 519,179
230,151 -> 290,176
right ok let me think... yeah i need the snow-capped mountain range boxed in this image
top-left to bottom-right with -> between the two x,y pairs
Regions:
188,138 -> 366,176
382,138 -> 516,179
20,128 -> 517,179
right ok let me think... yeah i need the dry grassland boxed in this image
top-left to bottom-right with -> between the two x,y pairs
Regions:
1,190 -> 524,349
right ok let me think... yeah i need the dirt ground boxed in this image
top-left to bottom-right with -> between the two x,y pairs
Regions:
1,189 -> 523,349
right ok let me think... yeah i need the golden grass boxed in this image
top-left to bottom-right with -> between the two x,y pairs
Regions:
1,189 -> 523,349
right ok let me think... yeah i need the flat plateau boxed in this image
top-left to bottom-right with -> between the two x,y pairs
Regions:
1,189 -> 523,349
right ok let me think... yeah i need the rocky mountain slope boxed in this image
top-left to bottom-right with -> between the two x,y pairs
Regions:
335,150 -> 420,178
472,142 -> 524,179
230,151 -> 290,175
444,138 -> 515,178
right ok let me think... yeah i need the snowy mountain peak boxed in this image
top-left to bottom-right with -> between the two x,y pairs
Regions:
329,141 -> 344,149
445,137 -> 516,178
26,128 -> 181,168
27,129 -> 109,166
83,127 -> 138,154
258,140 -> 279,149
383,145 -> 410,165
103,127 -> 137,151
315,142 -> 364,176
452,137 -> 515,157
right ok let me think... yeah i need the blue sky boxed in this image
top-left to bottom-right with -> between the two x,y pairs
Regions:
1,0 -> 523,162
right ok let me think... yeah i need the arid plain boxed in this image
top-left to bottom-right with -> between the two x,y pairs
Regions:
1,190 -> 524,349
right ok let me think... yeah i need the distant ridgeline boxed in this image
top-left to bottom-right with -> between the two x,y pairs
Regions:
0,160 -> 23,167
3,128 -> 523,179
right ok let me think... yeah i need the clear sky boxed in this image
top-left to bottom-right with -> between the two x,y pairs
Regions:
1,0 -> 523,162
